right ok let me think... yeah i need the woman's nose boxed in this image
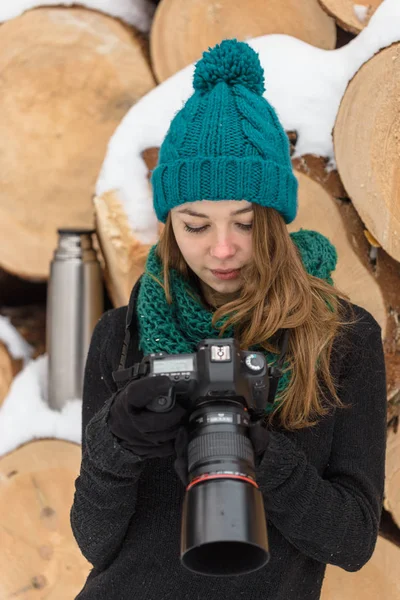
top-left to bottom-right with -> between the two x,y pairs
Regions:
210,242 -> 236,259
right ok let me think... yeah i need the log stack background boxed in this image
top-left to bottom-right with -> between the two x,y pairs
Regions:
0,1 -> 399,598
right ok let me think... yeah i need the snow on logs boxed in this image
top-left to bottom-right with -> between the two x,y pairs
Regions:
0,306 -> 44,405
94,190 -> 158,309
0,0 -> 156,32
0,6 -> 156,280
93,147 -> 164,308
333,42 -> 400,263
150,0 -> 337,83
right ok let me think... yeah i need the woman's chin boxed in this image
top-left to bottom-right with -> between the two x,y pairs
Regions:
199,275 -> 242,307
208,273 -> 242,290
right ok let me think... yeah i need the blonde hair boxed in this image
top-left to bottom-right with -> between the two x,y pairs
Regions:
155,204 -> 360,431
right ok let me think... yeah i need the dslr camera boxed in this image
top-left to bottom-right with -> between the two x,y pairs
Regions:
116,336 -> 288,577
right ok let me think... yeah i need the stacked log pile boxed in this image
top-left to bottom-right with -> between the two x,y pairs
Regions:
0,1 -> 399,598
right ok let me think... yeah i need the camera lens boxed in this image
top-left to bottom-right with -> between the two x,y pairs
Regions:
186,403 -> 254,481
180,400 -> 270,576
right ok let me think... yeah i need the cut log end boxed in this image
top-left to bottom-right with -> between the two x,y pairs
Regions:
318,0 -> 382,35
94,191 -> 155,307
0,6 -> 156,280
0,439 -> 90,597
321,534 -> 400,598
288,169 -> 388,331
150,0 -> 336,82
334,43 -> 400,263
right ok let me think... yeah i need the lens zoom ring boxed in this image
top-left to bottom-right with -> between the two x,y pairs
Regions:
188,432 -> 253,470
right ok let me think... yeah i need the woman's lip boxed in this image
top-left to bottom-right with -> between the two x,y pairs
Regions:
210,268 -> 241,280
211,269 -> 240,273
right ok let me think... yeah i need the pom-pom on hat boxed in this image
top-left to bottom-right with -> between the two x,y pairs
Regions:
151,39 -> 298,224
193,38 -> 266,96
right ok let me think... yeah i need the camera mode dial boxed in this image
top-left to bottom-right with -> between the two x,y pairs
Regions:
244,354 -> 264,372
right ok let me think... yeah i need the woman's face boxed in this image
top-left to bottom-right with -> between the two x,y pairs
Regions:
170,200 -> 254,306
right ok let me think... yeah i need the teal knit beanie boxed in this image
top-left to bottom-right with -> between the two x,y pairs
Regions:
151,38 -> 298,224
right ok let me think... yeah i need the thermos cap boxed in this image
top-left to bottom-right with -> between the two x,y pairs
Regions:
53,229 -> 97,261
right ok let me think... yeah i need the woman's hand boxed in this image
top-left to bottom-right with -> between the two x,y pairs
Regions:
107,376 -> 187,459
248,420 -> 271,466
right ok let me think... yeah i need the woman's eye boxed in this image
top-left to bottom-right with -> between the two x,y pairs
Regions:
184,223 -> 253,234
184,224 -> 208,234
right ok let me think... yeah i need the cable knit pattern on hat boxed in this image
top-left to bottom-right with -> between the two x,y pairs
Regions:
151,39 -> 298,224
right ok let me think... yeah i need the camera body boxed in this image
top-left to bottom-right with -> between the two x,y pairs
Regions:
139,337 -> 276,575
141,337 -> 273,421
112,334 -> 289,577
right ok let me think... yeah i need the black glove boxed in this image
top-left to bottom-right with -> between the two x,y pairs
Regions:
248,419 -> 271,467
107,376 -> 187,459
173,426 -> 190,486
173,419 -> 271,487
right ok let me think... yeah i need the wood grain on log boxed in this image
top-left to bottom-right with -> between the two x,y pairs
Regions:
318,0 -> 382,35
384,426 -> 400,529
321,534 -> 400,599
333,43 -> 400,262
0,439 -> 90,598
150,0 -> 337,82
288,170 -> 387,331
0,6 -> 156,280
94,191 -> 154,308
92,146 -> 163,307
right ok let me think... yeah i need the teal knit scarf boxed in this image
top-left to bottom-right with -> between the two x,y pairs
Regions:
136,229 -> 337,414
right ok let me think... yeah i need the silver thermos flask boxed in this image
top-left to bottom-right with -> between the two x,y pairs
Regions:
46,228 -> 104,410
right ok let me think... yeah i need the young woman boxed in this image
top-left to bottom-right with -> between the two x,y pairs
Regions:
70,39 -> 387,600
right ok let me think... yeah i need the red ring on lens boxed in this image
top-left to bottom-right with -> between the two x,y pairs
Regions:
186,473 -> 259,492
